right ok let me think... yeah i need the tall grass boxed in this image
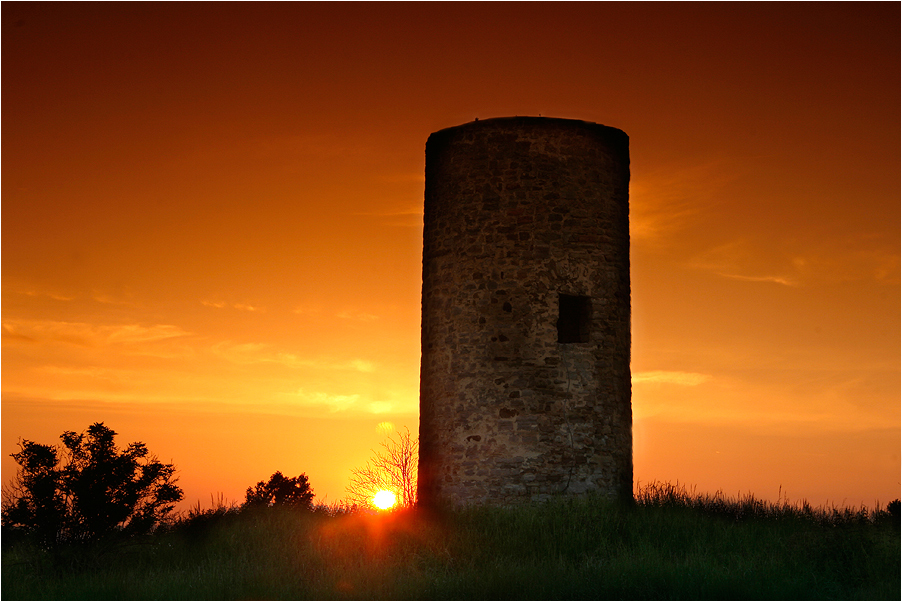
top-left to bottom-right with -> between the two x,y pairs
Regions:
3,483 -> 898,600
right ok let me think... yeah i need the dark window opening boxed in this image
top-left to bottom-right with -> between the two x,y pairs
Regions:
557,294 -> 592,343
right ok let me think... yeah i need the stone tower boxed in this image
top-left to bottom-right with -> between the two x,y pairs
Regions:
418,116 -> 631,507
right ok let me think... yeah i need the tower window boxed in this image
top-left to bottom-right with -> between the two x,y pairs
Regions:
557,294 -> 592,343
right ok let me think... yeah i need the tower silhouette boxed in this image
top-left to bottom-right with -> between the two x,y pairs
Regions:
418,116 -> 632,507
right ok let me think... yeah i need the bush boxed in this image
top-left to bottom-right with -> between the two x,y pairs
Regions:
243,471 -> 314,509
1,422 -> 183,547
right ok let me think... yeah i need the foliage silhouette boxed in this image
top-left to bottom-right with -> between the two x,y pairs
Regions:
345,427 -> 418,509
244,471 -> 314,509
1,422 -> 183,547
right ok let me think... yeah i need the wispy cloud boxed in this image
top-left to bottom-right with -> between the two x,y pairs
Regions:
806,238 -> 900,286
336,310 -> 379,322
353,205 -> 423,217
38,366 -> 121,378
294,306 -> 381,322
688,240 -> 799,286
9,287 -> 140,306
375,173 -> 425,184
202,300 -> 264,312
1,320 -> 190,347
633,371 -> 713,386
718,273 -> 795,286
367,401 -> 395,414
689,235 -> 899,286
2,324 -> 37,342
717,272 -> 798,286
16,289 -> 76,302
287,389 -> 362,413
346,359 -> 377,372
352,204 -> 424,228
630,161 -> 737,242
278,389 -> 400,414
210,341 -> 376,372
105,324 -> 189,344
634,371 -> 899,433
92,291 -> 138,306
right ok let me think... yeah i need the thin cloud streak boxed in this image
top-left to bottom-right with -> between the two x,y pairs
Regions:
688,236 -> 899,287
15,289 -> 76,302
210,341 -> 377,373
687,240 -> 798,286
716,273 -> 796,286
630,160 -> 737,243
1,320 -> 191,347
202,300 -> 264,312
336,310 -> 379,322
634,369 -> 898,433
633,371 -> 713,386
290,390 -> 362,413
353,205 -> 424,217
279,389 -> 403,415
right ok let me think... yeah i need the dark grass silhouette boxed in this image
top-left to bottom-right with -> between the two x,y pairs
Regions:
3,482 -> 898,600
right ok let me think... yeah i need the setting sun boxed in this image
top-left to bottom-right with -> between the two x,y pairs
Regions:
372,490 -> 397,510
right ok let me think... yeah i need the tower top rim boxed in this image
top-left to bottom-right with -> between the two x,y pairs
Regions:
428,116 -> 628,147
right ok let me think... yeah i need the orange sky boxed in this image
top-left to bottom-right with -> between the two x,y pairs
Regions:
3,3 -> 899,510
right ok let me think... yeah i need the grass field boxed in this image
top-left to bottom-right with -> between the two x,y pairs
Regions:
3,483 -> 899,600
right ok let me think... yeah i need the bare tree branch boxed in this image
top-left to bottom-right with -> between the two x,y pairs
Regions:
345,427 -> 418,509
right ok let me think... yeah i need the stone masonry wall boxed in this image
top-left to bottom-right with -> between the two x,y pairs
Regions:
418,117 -> 631,507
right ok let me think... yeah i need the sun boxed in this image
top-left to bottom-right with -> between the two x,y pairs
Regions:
372,490 -> 397,510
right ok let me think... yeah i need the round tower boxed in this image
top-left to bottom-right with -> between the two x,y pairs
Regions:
418,116 -> 631,507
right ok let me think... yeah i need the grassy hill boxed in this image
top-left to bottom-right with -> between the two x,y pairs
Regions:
3,483 -> 899,600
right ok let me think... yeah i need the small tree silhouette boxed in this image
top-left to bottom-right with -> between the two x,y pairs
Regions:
345,427 -> 418,509
244,471 -> 314,509
1,422 -> 183,546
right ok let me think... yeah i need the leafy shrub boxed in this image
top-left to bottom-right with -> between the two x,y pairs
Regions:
1,422 -> 183,547
244,471 -> 314,509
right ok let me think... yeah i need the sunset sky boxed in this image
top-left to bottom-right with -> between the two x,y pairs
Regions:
3,3 -> 899,510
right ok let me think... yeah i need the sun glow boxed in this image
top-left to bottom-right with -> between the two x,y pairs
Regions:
372,490 -> 396,510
